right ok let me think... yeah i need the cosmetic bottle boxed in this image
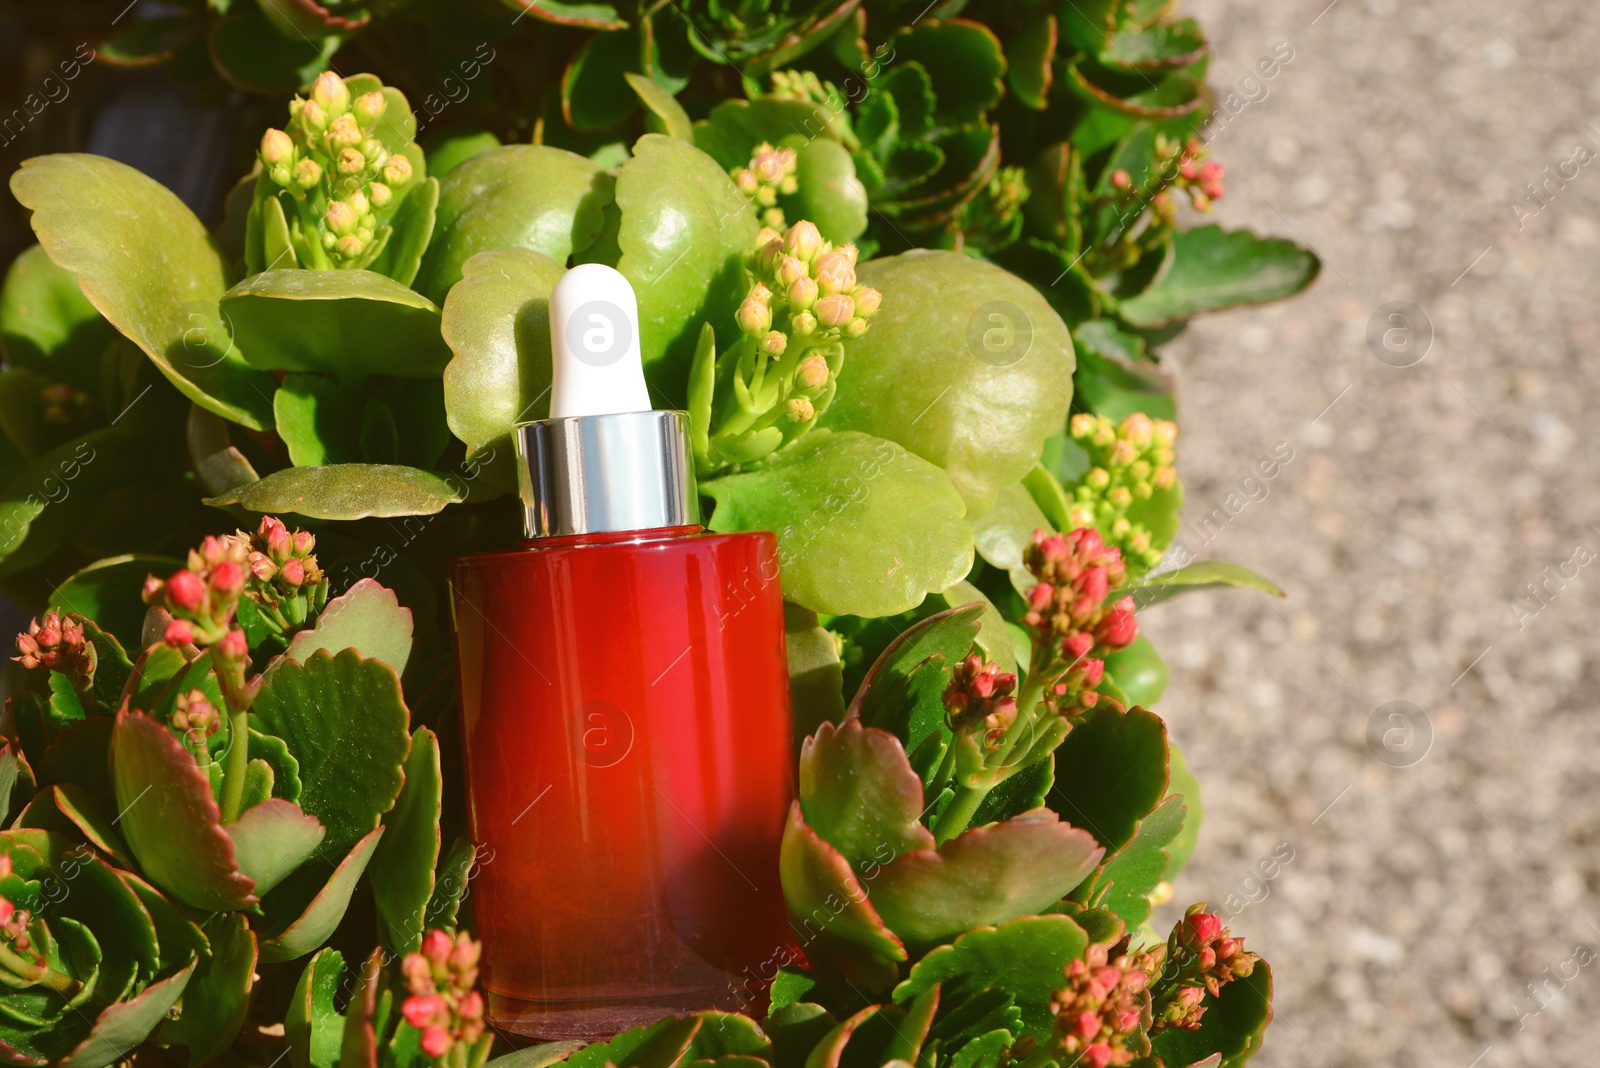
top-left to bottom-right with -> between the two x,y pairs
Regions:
448,265 -> 795,1040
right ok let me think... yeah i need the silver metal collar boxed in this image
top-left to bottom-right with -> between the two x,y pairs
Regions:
514,411 -> 698,537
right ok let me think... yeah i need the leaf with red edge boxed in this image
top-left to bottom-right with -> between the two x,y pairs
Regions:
258,826 -> 385,963
798,718 -> 933,870
160,912 -> 257,1066
869,809 -> 1103,949
1006,12 -> 1057,110
227,799 -> 327,898
496,0 -> 626,30
339,950 -> 384,1068
779,802 -> 905,993
57,956 -> 197,1068
111,707 -> 255,912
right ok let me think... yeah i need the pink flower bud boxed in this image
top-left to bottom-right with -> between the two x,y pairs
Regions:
815,293 -> 855,328
403,994 -> 447,1029
1188,912 -> 1221,943
760,331 -> 788,357
292,530 -> 315,555
328,114 -> 362,149
787,276 -> 819,311
813,252 -> 854,295
167,570 -> 206,612
383,154 -> 413,187
1063,633 -> 1093,661
777,256 -> 808,287
211,562 -> 244,596
293,158 -> 322,189
1111,168 -> 1131,189
217,629 -> 249,661
736,298 -> 772,335
786,397 -> 815,423
164,620 -> 194,647
354,90 -> 387,127
422,929 -> 453,965
851,286 -> 882,317
420,1027 -> 452,1059
796,354 -> 829,389
260,129 -> 293,166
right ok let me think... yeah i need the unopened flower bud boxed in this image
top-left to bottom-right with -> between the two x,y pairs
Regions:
346,189 -> 370,218
260,128 -> 293,166
1070,413 -> 1097,439
845,317 -> 868,337
325,200 -> 358,236
836,244 -> 858,267
336,235 -> 365,259
167,570 -> 205,612
1111,168 -> 1131,190
337,147 -> 366,175
300,99 -> 327,132
851,286 -> 882,317
354,90 -> 386,127
164,619 -> 194,647
760,331 -> 788,356
382,154 -> 413,187
217,628 -> 249,662
368,181 -> 393,208
786,396 -> 815,423
293,158 -> 322,189
777,256 -> 808,287
310,72 -> 351,116
796,354 -> 829,389
787,276 -> 818,311
211,561 -> 244,596
736,298 -> 772,335
815,293 -> 855,328
784,220 -> 822,261
735,169 -> 759,195
791,311 -> 817,336
813,252 -> 854,295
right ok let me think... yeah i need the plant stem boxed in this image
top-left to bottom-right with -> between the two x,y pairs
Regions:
219,708 -> 250,824
930,662 -> 1050,846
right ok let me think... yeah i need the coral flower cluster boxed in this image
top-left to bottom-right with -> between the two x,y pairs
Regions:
1022,528 -> 1139,714
400,930 -> 487,1062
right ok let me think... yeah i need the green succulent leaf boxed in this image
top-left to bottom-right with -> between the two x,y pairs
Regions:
1118,226 -> 1320,327
784,603 -> 846,747
1102,635 -> 1169,708
48,555 -> 181,655
226,799 -> 327,898
869,810 -> 1103,949
889,21 -> 1007,124
694,100 -> 847,173
799,718 -> 934,868
969,483 -> 1051,596
17,785 -> 131,868
162,913 -> 256,1066
208,5 -> 336,95
252,650 -> 409,861
703,430 -> 972,618
1007,12 -> 1057,110
281,577 -> 414,678
285,948 -> 345,1068
423,130 -> 502,178
258,827 -> 385,964
111,708 -> 255,912
9,155 -> 277,429
894,915 -> 1090,1041
58,956 -> 198,1068
414,147 -> 612,306
205,464 -> 467,520
625,72 -> 694,142
371,727 -> 442,958
365,178 -> 439,289
786,139 -> 868,245
222,270 -> 450,381
1099,18 -> 1208,70
0,245 -> 115,377
1149,962 -> 1273,1068
1115,560 -> 1286,607
1047,705 -> 1168,854
849,602 -> 983,753
1085,794 -> 1186,929
822,251 -> 1075,514
496,0 -> 626,31
1164,742 -> 1202,880
439,247 -> 566,456
562,1014 -> 702,1068
779,802 -> 906,992
970,755 -> 1053,826
603,134 -> 758,390
188,406 -> 261,497
482,1041 -> 588,1068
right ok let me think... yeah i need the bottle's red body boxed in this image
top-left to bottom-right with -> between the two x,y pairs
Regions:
449,526 -> 795,1040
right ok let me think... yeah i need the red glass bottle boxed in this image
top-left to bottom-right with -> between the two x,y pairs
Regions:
449,407 -> 795,1040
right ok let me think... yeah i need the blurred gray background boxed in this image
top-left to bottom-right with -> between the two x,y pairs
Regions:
1143,0 -> 1600,1065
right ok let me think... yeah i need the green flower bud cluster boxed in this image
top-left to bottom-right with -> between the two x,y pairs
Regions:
256,72 -> 416,270
703,220 -> 881,470
1064,411 -> 1178,573
731,143 -> 799,229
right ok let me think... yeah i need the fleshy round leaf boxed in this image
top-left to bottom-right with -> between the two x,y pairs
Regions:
366,177 -> 439,289
1164,742 -> 1203,880
702,430 -> 972,618
894,915 -> 1090,1041
282,577 -> 414,678
205,464 -> 466,520
9,155 -> 276,429
779,802 -> 906,991
226,799 -> 327,899
222,270 -> 449,380
626,72 -> 693,142
111,708 -> 255,912
604,134 -> 758,386
1047,704 -> 1168,854
161,912 -> 256,1066
370,726 -> 441,957
1102,634 -> 1169,707
440,248 -> 566,451
0,245 -> 115,376
869,810 -> 1103,949
786,139 -> 868,244
414,146 -> 611,305
1088,794 -> 1186,929
251,650 -> 410,862
1117,225 -> 1320,327
822,251 -> 1075,514
258,827 -> 385,964
889,20 -> 1007,123
1149,962 -> 1273,1068
799,718 -> 934,868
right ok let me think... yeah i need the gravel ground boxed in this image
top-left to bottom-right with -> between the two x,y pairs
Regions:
1141,1 -> 1600,1065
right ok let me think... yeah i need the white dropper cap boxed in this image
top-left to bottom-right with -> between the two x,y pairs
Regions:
547,263 -> 652,418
